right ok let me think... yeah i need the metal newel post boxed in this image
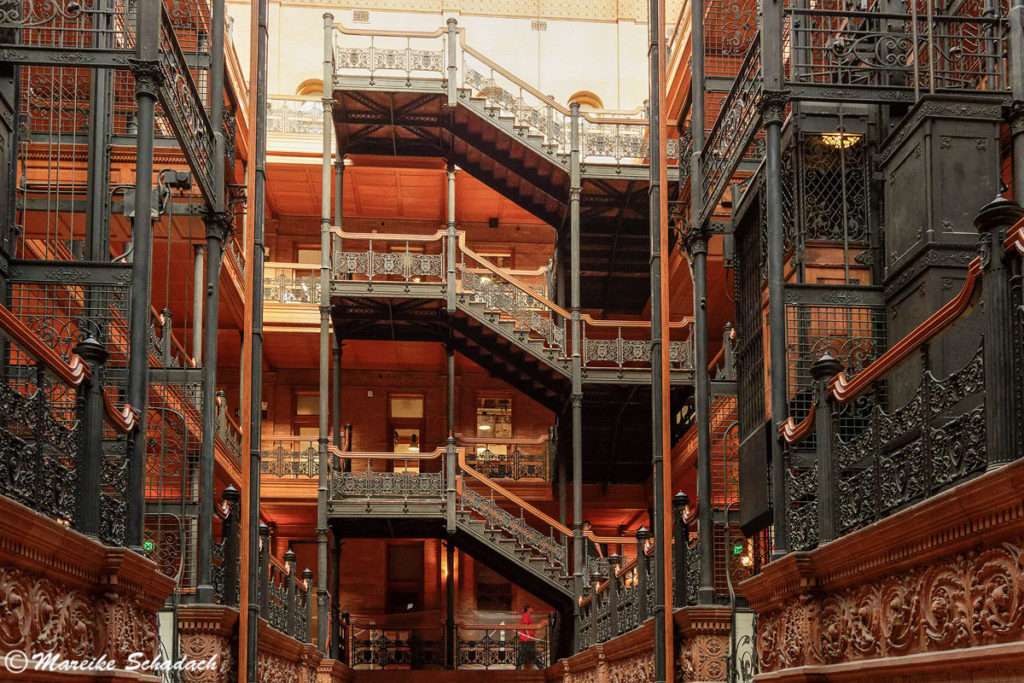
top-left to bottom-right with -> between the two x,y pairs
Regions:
811,355 -> 842,545
74,337 -> 108,539
446,18 -> 458,107
974,196 -> 1024,467
608,554 -> 621,636
636,526 -> 651,621
222,485 -> 241,607
258,524 -> 270,619
285,548 -> 298,636
302,568 -> 315,643
672,491 -> 689,608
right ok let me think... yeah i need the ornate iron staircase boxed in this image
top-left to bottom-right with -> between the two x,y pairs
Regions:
327,446 -> 581,610
329,21 -> 683,313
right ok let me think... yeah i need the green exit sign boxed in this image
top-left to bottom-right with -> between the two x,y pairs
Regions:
143,540 -> 155,552
732,544 -> 743,555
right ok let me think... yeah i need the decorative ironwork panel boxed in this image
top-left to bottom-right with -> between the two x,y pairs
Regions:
157,6 -> 216,205
785,3 -> 1008,99
0,0 -> 136,49
459,486 -> 565,569
785,461 -> 818,551
261,441 -> 319,478
836,346 -> 987,535
264,272 -> 321,304
332,469 -> 443,499
460,267 -> 566,352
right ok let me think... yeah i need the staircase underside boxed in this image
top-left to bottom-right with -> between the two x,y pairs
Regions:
327,514 -> 573,611
331,295 -> 693,484
332,83 -> 653,313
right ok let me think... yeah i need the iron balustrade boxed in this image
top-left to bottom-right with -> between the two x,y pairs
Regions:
698,35 -> 764,228
156,4 -> 217,205
261,437 -> 321,478
347,620 -> 444,670
264,262 -> 322,304
258,535 -> 314,644
0,303 -> 136,545
213,391 -> 242,463
267,95 -> 324,135
455,622 -> 549,670
456,432 -> 551,481
785,2 -> 1009,100
331,229 -> 447,285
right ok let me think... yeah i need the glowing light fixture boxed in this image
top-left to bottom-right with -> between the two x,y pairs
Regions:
820,132 -> 862,149
478,423 -> 492,431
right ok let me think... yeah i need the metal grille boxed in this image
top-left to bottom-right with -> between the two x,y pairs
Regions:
710,395 -> 739,508
0,0 -> 136,49
704,0 -> 758,80
796,132 -> 870,245
734,210 -> 765,440
785,301 -> 886,443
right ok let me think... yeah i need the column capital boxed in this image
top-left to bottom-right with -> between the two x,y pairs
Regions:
128,59 -> 164,97
203,209 -> 234,242
1009,101 -> 1024,136
760,89 -> 789,126
682,226 -> 709,256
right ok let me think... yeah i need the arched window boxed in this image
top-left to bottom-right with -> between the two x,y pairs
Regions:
296,79 -> 323,96
568,90 -> 604,110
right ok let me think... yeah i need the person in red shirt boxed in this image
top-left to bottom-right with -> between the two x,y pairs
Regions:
518,605 -> 536,668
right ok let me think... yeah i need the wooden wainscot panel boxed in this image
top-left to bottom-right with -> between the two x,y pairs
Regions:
741,455 -> 1024,678
177,605 -> 239,683
256,618 -> 323,682
0,496 -> 176,680
674,606 -> 731,682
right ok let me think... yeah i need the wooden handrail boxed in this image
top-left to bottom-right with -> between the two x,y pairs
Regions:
328,445 -> 448,461
1006,217 -> 1024,256
331,226 -> 447,243
830,257 -> 982,404
334,23 -> 447,39
264,261 -> 321,271
455,432 -> 548,446
0,304 -> 89,386
457,622 -> 546,631
779,404 -> 816,444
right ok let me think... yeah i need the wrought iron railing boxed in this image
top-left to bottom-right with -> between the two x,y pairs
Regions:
332,229 -> 447,285
455,622 -> 550,669
211,486 -> 240,607
456,433 -> 551,481
267,95 -> 324,135
347,620 -> 444,670
0,303 -> 137,545
214,391 -> 243,463
261,437 -> 320,478
785,1 -> 1009,99
257,526 -> 313,643
779,208 -> 1024,550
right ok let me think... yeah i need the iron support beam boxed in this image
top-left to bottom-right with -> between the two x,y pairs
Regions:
246,0 -> 270,667
687,0 -> 715,607
569,103 -> 583,596
125,0 -> 162,551
648,0 -> 672,677
195,0 -> 228,601
316,13 -> 334,655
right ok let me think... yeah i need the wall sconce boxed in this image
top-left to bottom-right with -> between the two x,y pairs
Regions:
820,132 -> 862,149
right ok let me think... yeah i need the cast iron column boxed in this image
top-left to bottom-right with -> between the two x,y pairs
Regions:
975,196 -> 1024,466
125,0 -> 163,550
195,0 -> 229,601
446,345 -> 456,533
245,0 -> 269,665
316,12 -> 334,654
648,0 -> 671,676
672,492 -> 689,608
686,0 -> 714,607
192,245 -> 204,363
75,337 -> 107,539
761,0 -> 789,557
85,0 -> 112,263
569,102 -> 584,595
329,534 -> 340,659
